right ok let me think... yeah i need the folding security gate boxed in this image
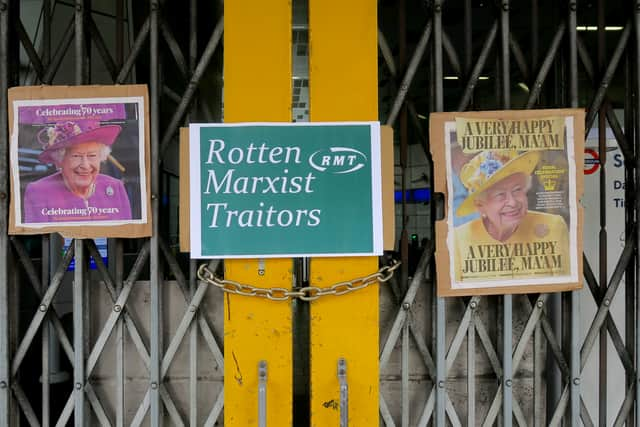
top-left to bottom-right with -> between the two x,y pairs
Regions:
1,0 -> 640,426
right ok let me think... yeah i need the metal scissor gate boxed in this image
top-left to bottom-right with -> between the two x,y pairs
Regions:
0,0 -> 639,425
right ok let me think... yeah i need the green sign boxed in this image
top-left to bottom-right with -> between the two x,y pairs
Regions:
189,122 -> 382,258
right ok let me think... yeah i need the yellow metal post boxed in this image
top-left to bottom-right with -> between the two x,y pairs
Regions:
223,1 -> 293,426
308,0 -> 379,425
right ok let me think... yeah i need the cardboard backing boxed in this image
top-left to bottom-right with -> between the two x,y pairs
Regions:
8,84 -> 152,238
430,109 -> 585,296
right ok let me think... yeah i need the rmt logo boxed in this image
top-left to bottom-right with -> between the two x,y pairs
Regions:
308,147 -> 367,174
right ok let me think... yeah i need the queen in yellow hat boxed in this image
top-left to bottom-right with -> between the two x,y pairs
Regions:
452,150 -> 571,282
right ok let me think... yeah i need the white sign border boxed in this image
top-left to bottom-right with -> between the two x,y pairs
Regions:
189,121 -> 383,259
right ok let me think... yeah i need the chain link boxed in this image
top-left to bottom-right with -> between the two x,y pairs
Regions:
197,260 -> 400,301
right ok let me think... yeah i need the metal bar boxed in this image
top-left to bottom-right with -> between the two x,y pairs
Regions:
258,361 -> 267,427
464,0 -> 471,73
158,17 -> 223,157
159,16 -> 188,78
457,21 -> 498,111
581,398 -> 596,427
130,391 -> 150,427
203,388 -> 224,427
41,235 -> 50,427
433,1 -> 445,424
116,17 -> 150,83
377,27 -> 426,139
150,0 -> 162,423
160,282 -> 209,376
380,394 -> 396,427
96,245 -> 153,371
612,386 -> 636,427
596,5 -> 608,423
406,311 -> 436,379
11,245 -> 75,376
55,393 -> 74,427
445,298 -> 478,371
188,4 -> 198,422
159,386 -> 185,427
189,261 -> 198,426
502,296 -> 513,427
509,33 -> 529,82
83,241 -> 155,377
88,16 -> 117,81
475,314 -> 503,374
42,16 -> 74,84
533,322 -> 543,427
468,309 -> 475,426
531,0 -> 538,70
73,239 -> 85,427
187,0 -> 200,420
380,245 -> 433,366
198,310 -> 224,370
13,382 -> 41,427
338,358 -> 348,427
115,240 -> 124,427
525,22 -> 565,108
500,3 -> 512,426
378,28 -> 396,76
85,383 -> 110,427
115,0 -> 123,66
398,0 -> 408,290
605,107 -> 634,162
75,0 -> 86,84
43,0 -> 51,67
385,19 -> 432,126
15,20 -> 45,79
159,242 -> 224,368
581,237 -> 634,367
84,277 -> 135,375
623,45 -> 636,427
583,258 -> 634,368
540,315 -> 570,377
401,322 -> 409,427
585,21 -> 631,134
635,3 -> 640,426
446,399 -> 463,427
416,386 -> 435,427
442,30 -> 461,76
0,0 -> 10,423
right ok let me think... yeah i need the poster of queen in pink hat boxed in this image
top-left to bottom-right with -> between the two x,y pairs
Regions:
10,97 -> 147,229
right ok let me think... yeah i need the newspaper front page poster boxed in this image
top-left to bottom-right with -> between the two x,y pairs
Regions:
431,109 -> 584,296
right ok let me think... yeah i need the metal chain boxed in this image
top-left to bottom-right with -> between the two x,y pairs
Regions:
197,260 -> 401,301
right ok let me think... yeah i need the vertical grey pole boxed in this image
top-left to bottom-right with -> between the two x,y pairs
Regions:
73,240 -> 86,427
115,240 -> 125,427
337,358 -> 347,427
568,1 -> 581,425
467,308 -> 476,426
41,0 -> 52,422
42,235 -> 51,427
74,0 -> 88,425
0,0 -> 10,425
500,2 -> 512,426
150,0 -> 162,425
463,0 -> 472,73
188,2 -> 198,424
433,1 -> 446,426
624,45 -> 635,427
596,1 -> 607,424
113,4 -> 126,422
401,321 -> 409,427
635,2 -> 640,426
258,360 -> 268,427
